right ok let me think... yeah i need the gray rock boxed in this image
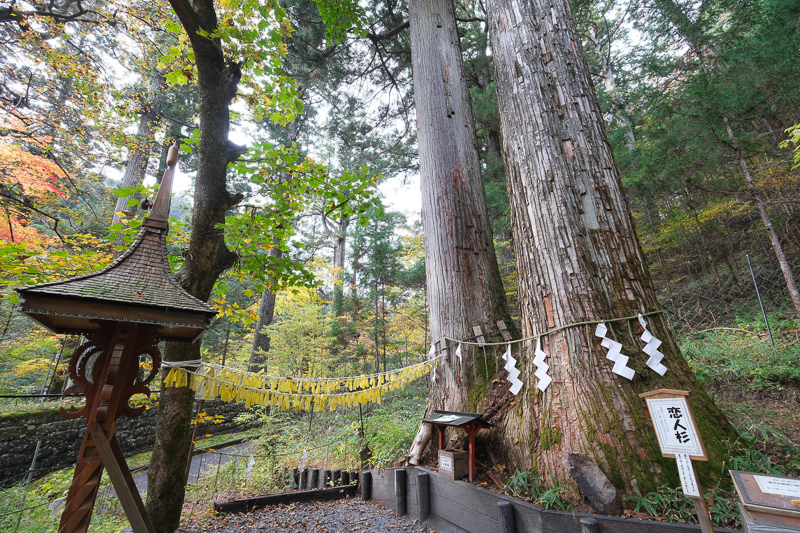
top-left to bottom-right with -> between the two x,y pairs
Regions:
563,452 -> 621,515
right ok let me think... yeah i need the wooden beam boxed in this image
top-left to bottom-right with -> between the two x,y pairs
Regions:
213,485 -> 357,514
88,424 -> 155,533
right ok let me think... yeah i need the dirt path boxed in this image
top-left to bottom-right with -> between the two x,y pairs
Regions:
177,498 -> 431,533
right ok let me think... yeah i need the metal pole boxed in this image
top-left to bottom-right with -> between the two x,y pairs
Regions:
14,440 -> 42,533
747,255 -> 776,350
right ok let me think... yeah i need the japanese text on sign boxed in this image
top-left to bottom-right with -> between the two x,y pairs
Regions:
754,475 -> 800,498
646,397 -> 704,457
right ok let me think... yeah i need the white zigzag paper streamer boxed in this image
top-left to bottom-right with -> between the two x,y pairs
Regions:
638,314 -> 668,375
594,322 -> 635,380
533,337 -> 552,391
455,343 -> 464,378
428,343 -> 437,383
501,343 -> 524,395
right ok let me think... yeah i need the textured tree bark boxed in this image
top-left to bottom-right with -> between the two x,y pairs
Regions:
249,247 -> 283,372
407,0 -> 516,464
146,1 -> 244,531
112,74 -> 165,228
486,0 -> 736,498
329,215 -> 350,315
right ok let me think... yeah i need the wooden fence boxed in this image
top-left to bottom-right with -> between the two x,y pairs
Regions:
362,467 -> 739,533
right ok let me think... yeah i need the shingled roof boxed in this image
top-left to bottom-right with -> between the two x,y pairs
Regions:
18,226 -> 214,313
16,145 -> 216,341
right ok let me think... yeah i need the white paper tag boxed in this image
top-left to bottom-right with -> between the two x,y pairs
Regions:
675,453 -> 700,498
754,475 -> 800,497
440,456 -> 453,471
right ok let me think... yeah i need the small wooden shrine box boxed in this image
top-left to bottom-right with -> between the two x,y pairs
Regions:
438,449 -> 468,480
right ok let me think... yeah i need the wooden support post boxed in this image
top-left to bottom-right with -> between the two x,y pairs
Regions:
341,470 -> 350,486
435,424 -> 446,450
88,425 -> 155,533
333,469 -> 341,486
465,421 -> 480,482
498,501 -> 516,533
395,468 -> 407,516
417,472 -> 430,522
310,468 -> 319,490
361,471 -> 372,500
351,470 -> 359,486
292,467 -> 299,488
300,468 -> 308,490
580,517 -> 601,533
322,469 -> 332,489
691,466 -> 714,533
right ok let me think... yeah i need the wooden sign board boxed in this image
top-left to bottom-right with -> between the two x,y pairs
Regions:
640,389 -> 713,533
639,389 -> 707,460
731,470 -> 800,520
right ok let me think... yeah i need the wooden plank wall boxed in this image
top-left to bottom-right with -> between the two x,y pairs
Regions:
366,467 -> 739,533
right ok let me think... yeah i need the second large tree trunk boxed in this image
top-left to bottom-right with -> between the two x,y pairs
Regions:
486,0 -> 736,498
407,0 -> 516,464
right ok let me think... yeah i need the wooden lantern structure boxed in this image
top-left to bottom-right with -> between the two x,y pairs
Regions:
15,145 -> 216,533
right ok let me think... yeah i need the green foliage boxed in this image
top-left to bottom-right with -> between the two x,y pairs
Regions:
503,470 -> 574,511
314,0 -> 371,44
626,485 -> 697,523
681,327 -> 800,388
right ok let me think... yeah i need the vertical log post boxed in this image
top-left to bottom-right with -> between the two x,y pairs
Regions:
322,469 -> 332,489
498,501 -> 516,533
580,517 -> 601,533
333,469 -> 341,486
300,469 -> 308,490
417,472 -> 430,522
361,471 -> 372,500
341,470 -> 351,486
310,469 -> 319,490
395,469 -> 407,516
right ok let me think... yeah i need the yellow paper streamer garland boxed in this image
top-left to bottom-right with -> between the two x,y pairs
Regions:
164,359 -> 434,412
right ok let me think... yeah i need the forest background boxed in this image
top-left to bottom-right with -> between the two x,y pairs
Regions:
1,0 -> 799,524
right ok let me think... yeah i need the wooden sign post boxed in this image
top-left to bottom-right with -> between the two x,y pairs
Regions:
640,389 -> 714,533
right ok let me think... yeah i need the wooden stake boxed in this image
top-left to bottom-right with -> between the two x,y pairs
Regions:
690,462 -> 714,533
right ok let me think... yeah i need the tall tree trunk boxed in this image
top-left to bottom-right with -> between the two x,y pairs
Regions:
146,2 -> 245,531
723,118 -> 800,318
112,74 -> 165,227
249,247 -> 283,372
331,216 -> 350,315
486,0 -> 736,500
407,0 -> 516,464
